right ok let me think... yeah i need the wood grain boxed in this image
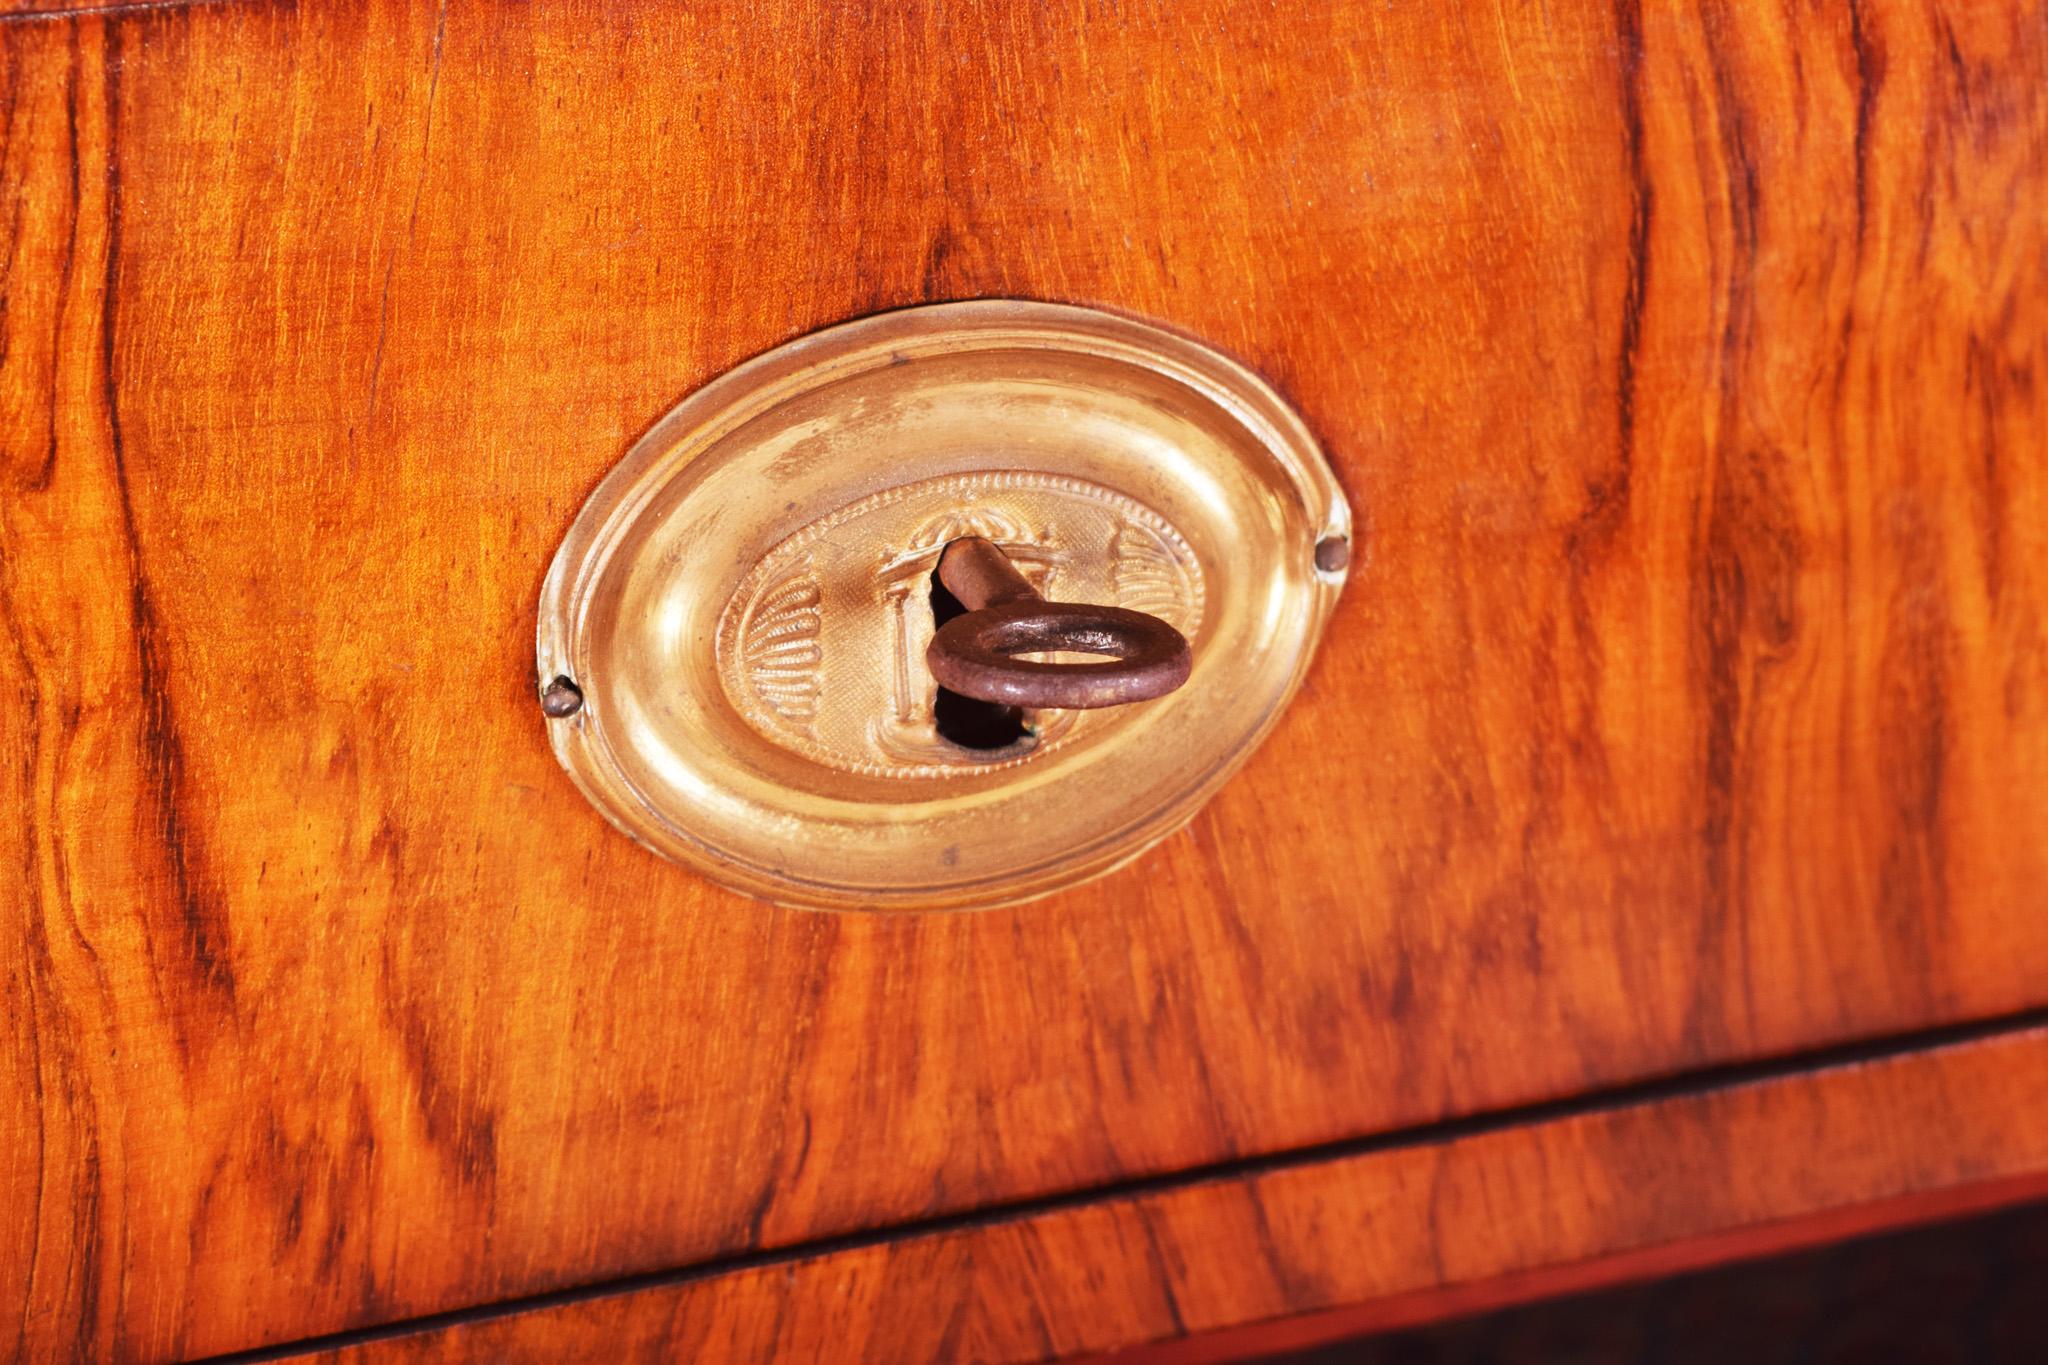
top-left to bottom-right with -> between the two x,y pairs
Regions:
3,0 -> 2045,1359
289,1024 -> 2048,1364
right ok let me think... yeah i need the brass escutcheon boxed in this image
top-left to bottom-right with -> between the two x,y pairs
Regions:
537,301 -> 1350,911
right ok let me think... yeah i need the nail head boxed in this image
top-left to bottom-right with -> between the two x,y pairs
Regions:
540,677 -> 584,718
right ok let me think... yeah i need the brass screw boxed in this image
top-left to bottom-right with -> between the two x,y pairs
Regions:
540,677 -> 584,718
1314,535 -> 1351,574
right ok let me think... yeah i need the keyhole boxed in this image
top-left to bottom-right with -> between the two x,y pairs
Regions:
931,564 -> 1032,751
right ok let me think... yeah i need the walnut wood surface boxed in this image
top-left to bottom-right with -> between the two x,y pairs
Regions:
298,1025 -> 2048,1364
3,1 -> 2044,1360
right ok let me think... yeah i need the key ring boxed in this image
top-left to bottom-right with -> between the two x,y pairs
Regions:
926,537 -> 1193,709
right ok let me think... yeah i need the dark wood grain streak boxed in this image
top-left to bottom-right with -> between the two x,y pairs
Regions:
0,2 -> 234,23
2,0 -> 2045,1359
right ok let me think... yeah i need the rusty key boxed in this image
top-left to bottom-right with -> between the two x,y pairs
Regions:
926,536 -> 1193,710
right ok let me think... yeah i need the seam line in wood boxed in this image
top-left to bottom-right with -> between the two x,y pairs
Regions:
184,1003 -> 2048,1365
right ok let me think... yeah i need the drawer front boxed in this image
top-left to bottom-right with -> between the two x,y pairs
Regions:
4,1 -> 2045,1359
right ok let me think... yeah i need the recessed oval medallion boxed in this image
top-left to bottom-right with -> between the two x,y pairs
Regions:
537,301 -> 1349,910
715,472 -> 1205,778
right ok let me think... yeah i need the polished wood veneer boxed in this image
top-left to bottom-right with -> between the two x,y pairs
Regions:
4,1 -> 2044,1359
296,1024 -> 2048,1363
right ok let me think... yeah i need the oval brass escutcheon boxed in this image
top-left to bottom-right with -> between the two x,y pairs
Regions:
537,300 -> 1350,910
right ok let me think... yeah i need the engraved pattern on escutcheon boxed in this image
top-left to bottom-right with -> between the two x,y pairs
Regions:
715,472 -> 1205,778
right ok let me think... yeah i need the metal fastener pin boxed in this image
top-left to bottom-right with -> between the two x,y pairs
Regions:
540,677 -> 584,718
